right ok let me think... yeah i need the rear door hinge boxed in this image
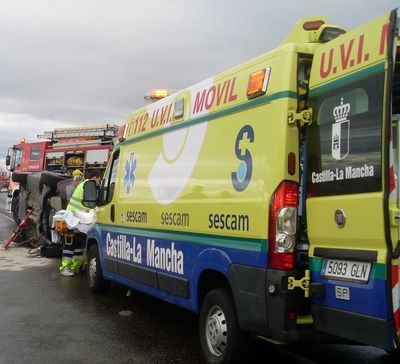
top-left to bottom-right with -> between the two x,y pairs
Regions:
288,269 -> 310,298
288,108 -> 313,127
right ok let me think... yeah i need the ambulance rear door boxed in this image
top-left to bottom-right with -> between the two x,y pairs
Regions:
305,10 -> 399,350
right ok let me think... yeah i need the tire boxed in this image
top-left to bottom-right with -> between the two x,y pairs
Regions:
41,201 -> 57,240
12,172 -> 28,185
87,244 -> 107,293
40,172 -> 71,187
11,194 -> 20,224
199,288 -> 241,364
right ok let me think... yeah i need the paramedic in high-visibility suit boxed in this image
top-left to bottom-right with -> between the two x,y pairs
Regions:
60,170 -> 102,277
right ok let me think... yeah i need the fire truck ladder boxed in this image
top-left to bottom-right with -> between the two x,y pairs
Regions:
2,210 -> 33,250
37,124 -> 119,140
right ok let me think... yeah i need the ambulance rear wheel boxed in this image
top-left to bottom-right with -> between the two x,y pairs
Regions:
87,244 -> 107,293
199,288 -> 241,364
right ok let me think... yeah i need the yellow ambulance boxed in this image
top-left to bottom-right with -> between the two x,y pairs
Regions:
83,9 -> 400,363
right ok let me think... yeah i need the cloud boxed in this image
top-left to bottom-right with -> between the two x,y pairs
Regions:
0,112 -> 78,158
0,0 -> 397,157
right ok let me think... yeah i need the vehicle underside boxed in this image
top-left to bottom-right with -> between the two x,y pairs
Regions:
11,171 -> 74,247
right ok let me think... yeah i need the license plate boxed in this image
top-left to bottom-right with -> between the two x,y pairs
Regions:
321,259 -> 371,283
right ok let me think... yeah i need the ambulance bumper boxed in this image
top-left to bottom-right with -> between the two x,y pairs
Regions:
265,268 -> 321,343
312,305 -> 395,351
228,265 -> 322,343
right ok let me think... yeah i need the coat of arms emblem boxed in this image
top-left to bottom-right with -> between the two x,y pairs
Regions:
331,97 -> 350,160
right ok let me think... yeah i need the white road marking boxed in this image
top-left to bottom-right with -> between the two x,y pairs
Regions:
0,211 -> 14,222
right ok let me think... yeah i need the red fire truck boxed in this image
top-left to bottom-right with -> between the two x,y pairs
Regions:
6,124 -> 119,223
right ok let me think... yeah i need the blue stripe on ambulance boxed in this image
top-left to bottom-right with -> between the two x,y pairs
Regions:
87,224 -> 267,313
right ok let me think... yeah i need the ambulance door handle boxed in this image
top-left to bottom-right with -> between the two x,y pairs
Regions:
110,204 -> 115,222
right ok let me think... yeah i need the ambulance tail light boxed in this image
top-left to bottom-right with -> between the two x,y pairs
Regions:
268,181 -> 298,270
389,165 -> 396,194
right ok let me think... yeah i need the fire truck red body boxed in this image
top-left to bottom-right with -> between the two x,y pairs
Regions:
6,140 -> 50,197
9,140 -> 50,173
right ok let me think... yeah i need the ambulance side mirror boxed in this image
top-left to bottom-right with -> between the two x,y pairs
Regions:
82,180 -> 97,209
5,155 -> 11,167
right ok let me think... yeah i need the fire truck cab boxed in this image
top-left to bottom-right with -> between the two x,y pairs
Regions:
6,139 -> 48,174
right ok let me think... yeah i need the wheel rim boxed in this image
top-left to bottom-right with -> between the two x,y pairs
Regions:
205,304 -> 227,357
89,256 -> 97,286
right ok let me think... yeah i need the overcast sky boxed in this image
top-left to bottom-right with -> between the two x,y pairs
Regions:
0,0 -> 397,164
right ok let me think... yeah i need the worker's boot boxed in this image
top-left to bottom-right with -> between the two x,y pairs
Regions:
60,267 -> 75,277
71,257 -> 84,275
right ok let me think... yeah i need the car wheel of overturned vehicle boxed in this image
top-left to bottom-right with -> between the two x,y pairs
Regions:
88,244 -> 107,293
11,193 -> 20,224
40,171 -> 70,186
41,201 -> 57,241
199,288 -> 241,364
11,172 -> 28,185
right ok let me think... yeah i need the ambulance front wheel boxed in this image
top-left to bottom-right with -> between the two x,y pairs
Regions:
87,244 -> 107,293
199,288 -> 241,364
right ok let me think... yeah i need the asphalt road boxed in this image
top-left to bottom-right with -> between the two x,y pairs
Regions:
0,192 -> 398,363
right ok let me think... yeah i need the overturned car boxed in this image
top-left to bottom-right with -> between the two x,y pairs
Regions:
12,171 -> 74,247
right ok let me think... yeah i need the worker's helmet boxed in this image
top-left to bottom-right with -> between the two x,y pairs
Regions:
72,169 -> 83,177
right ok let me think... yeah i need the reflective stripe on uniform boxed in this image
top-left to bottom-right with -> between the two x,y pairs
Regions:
60,258 -> 72,269
67,180 -> 90,212
71,257 -> 84,271
68,201 -> 89,212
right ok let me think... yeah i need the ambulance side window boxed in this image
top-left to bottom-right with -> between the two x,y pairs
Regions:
99,150 -> 120,205
108,152 -> 119,202
307,73 -> 384,196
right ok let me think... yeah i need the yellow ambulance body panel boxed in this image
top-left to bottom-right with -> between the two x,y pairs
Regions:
115,43 -> 303,240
